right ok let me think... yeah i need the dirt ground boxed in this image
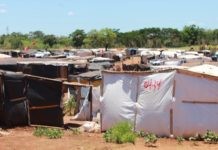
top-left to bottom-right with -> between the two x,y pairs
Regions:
1,126 -> 218,150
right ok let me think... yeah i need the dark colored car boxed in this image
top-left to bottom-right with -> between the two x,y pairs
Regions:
211,52 -> 218,61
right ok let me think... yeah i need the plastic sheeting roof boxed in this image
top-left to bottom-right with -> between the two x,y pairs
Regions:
188,64 -> 218,76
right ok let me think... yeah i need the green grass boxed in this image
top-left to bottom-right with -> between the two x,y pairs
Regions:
70,128 -> 81,135
64,96 -> 76,116
103,122 -> 136,144
144,132 -> 158,147
33,127 -> 63,139
203,130 -> 218,144
176,136 -> 185,144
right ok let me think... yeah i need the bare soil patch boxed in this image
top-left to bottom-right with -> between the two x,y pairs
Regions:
1,126 -> 218,150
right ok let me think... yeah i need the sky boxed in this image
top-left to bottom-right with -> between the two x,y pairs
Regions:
0,0 -> 218,36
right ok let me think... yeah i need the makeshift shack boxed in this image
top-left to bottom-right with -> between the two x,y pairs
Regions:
101,69 -> 218,137
26,75 -> 64,127
0,70 -> 29,127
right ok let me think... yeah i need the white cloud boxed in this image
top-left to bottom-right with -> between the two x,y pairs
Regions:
0,4 -> 7,14
67,11 -> 75,16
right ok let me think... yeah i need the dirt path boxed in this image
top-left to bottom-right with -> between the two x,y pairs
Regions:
1,127 -> 218,150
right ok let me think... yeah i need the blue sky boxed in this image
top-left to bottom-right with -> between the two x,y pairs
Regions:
0,0 -> 218,36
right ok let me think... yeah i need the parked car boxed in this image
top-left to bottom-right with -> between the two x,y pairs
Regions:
30,50 -> 51,58
211,52 -> 218,61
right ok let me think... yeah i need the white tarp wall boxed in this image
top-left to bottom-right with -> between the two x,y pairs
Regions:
101,71 -> 175,136
101,70 -> 218,137
136,72 -> 175,136
73,86 -> 101,121
101,73 -> 138,131
174,72 -> 218,137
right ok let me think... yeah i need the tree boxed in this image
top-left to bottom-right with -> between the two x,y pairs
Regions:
10,37 -> 23,49
182,25 -> 202,45
98,28 -> 117,51
69,29 -> 86,48
43,35 -> 57,48
83,29 -> 99,48
29,31 -> 44,39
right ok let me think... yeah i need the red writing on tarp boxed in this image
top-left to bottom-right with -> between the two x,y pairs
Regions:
144,79 -> 162,91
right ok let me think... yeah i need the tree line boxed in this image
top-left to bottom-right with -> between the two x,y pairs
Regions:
1,25 -> 218,50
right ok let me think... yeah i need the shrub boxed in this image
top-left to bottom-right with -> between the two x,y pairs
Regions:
64,96 -> 76,116
144,132 -> 158,146
137,131 -> 146,138
70,128 -> 81,135
33,127 -> 63,139
176,136 -> 185,144
203,130 -> 218,144
103,122 -> 136,144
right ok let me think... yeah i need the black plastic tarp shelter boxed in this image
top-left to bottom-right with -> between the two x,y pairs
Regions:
26,75 -> 63,127
18,63 -> 68,79
0,70 -> 64,127
0,71 -> 29,127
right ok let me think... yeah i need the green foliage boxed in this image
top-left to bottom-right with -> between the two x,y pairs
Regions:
144,132 -> 158,146
43,35 -> 57,48
69,29 -> 86,48
176,136 -> 185,144
203,130 -> 218,144
2,25 -> 218,50
83,28 -> 117,50
33,127 -> 63,139
64,96 -> 76,116
70,128 -> 81,135
103,122 -> 136,144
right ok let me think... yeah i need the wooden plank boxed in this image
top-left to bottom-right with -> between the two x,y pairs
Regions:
75,87 -> 81,114
9,97 -> 26,102
60,66 -> 68,79
177,69 -> 218,82
100,72 -> 104,97
63,81 -> 92,87
30,105 -> 59,110
173,80 -> 176,97
170,109 -> 173,135
133,76 -> 140,131
102,68 -> 175,75
26,74 -> 62,83
89,86 -> 93,121
30,124 -> 64,129
182,100 -> 218,104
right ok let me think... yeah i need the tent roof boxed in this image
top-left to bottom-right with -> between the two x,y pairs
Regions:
188,64 -> 218,77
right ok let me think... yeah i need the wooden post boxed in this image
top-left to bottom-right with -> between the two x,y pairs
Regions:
89,86 -> 93,121
75,87 -> 81,114
170,109 -> 173,135
133,76 -> 140,132
170,80 -> 176,136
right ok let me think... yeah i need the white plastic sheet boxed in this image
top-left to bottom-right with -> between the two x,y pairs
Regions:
174,73 -> 218,136
101,71 -> 175,134
135,72 -> 175,136
101,73 -> 137,131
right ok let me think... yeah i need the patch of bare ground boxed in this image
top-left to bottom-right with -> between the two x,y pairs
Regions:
1,127 -> 218,150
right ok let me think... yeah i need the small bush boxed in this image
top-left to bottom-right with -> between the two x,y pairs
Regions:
70,128 -> 81,135
64,96 -> 76,116
137,131 -> 146,138
144,132 -> 158,146
176,136 -> 185,144
203,130 -> 218,144
103,122 -> 136,144
33,127 -> 63,139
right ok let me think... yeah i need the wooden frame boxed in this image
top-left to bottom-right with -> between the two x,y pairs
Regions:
64,82 -> 93,121
177,69 -> 218,82
182,100 -> 218,104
